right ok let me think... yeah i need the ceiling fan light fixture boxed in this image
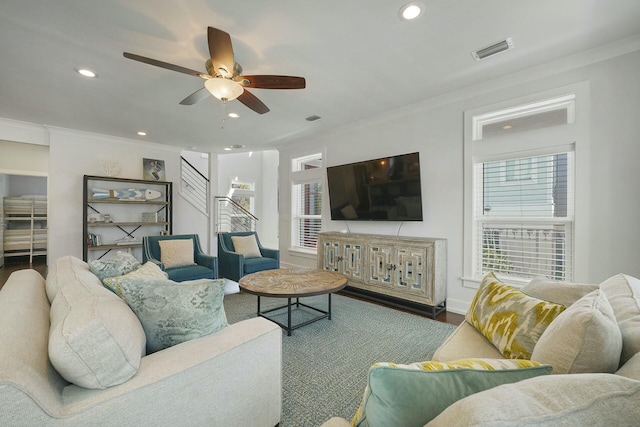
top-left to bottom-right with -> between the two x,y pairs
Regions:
205,78 -> 244,101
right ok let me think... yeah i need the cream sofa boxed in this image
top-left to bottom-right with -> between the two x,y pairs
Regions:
323,275 -> 640,427
0,256 -> 282,426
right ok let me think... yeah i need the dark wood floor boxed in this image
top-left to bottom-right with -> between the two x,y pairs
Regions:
0,260 -> 465,327
0,259 -> 48,291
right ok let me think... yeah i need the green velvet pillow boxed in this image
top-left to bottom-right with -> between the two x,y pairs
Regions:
116,277 -> 228,353
466,272 -> 566,359
89,251 -> 141,281
352,358 -> 552,427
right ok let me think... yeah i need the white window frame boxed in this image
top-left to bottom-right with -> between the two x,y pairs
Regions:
463,83 -> 590,289
290,153 -> 323,254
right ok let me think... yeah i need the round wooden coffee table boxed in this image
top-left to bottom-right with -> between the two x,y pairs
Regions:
239,268 -> 348,335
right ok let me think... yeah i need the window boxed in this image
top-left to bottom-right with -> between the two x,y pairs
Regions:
291,154 -> 322,252
464,89 -> 586,286
229,179 -> 255,232
474,151 -> 574,282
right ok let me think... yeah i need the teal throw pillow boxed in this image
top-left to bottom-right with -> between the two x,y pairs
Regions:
352,358 -> 552,427
89,251 -> 141,281
116,277 -> 228,353
103,261 -> 168,295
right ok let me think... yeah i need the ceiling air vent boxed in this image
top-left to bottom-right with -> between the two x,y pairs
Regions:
471,37 -> 514,61
305,115 -> 322,122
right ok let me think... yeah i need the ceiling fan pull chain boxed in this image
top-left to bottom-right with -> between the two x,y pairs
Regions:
220,98 -> 227,132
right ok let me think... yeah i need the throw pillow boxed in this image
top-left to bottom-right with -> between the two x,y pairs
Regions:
158,239 -> 195,268
103,261 -> 168,295
521,277 -> 599,307
88,251 -> 141,281
351,358 -> 552,427
599,273 -> 640,366
531,290 -> 622,374
116,277 -> 228,353
466,272 -> 566,359
231,235 -> 262,258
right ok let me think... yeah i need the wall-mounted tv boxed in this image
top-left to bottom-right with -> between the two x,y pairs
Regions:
326,152 -> 423,221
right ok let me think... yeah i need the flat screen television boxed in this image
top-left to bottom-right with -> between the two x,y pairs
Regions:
326,152 -> 423,221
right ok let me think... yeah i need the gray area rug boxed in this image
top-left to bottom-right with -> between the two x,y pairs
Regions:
224,292 -> 457,427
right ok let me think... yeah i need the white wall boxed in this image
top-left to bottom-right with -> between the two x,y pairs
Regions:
278,47 -> 640,313
217,150 -> 279,248
0,121 -> 211,263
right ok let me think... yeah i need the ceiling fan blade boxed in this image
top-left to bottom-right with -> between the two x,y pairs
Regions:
123,52 -> 208,78
237,89 -> 270,114
179,87 -> 211,105
236,75 -> 306,89
207,27 -> 235,77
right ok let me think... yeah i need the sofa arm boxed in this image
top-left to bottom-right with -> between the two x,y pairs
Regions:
195,253 -> 218,278
61,318 -> 282,427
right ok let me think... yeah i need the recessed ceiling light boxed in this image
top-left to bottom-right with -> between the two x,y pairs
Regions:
228,113 -> 239,118
76,68 -> 97,78
137,131 -> 147,136
223,147 -> 232,151
399,2 -> 424,20
502,125 -> 513,130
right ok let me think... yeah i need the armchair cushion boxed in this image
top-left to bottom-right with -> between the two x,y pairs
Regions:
158,239 -> 196,268
116,277 -> 228,353
143,234 -> 218,281
231,235 -> 262,258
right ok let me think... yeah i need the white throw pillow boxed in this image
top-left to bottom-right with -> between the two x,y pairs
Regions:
231,235 -> 262,258
531,290 -> 622,374
48,256 -> 146,389
158,239 -> 195,268
599,273 -> 640,366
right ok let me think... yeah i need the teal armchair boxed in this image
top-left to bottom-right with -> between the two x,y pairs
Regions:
142,234 -> 218,282
217,232 -> 279,282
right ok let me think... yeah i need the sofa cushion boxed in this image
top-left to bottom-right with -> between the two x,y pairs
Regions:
466,272 -> 566,359
617,352 -> 640,380
426,373 -> 640,427
103,261 -> 168,294
116,277 -> 228,353
352,358 -> 551,427
599,273 -> 640,366
531,290 -> 622,374
431,321 -> 503,362
88,251 -> 141,282
231,234 -> 262,258
521,277 -> 599,307
48,256 -> 146,389
158,238 -> 195,268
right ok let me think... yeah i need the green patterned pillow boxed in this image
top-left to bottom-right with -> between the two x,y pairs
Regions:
351,358 -> 552,427
103,261 -> 168,295
89,251 -> 141,281
116,277 -> 228,353
466,272 -> 566,359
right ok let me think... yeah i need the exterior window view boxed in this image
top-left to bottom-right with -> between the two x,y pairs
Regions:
475,152 -> 573,281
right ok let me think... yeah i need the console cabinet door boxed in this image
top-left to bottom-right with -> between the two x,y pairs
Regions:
319,238 -> 364,281
368,243 -> 394,288
394,245 -> 430,300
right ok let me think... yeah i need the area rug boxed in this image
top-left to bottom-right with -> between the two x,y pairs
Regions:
224,292 -> 457,427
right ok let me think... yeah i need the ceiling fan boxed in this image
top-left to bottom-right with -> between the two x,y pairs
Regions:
123,26 -> 305,114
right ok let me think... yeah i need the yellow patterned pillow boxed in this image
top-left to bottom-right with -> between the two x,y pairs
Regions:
466,272 -> 566,359
351,358 -> 552,427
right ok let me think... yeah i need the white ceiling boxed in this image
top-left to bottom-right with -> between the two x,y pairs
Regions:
1,1 -> 639,153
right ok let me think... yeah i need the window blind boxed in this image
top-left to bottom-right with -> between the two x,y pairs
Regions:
292,181 -> 322,250
473,151 -> 574,282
